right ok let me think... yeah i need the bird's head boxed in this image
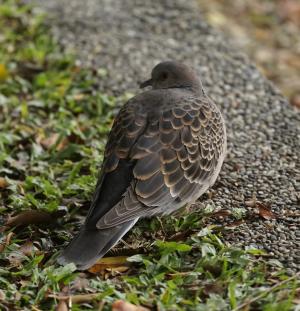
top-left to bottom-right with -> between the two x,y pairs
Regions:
140,61 -> 202,91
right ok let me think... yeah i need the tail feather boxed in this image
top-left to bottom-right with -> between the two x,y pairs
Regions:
57,218 -> 138,270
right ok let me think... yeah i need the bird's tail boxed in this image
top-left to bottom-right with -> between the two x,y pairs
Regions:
57,219 -> 138,270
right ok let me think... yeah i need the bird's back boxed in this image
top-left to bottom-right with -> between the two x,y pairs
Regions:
93,87 -> 226,223
57,62 -> 227,270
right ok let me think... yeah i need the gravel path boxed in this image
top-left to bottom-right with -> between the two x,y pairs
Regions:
31,0 -> 299,272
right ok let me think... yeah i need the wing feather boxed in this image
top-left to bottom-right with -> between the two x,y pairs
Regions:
91,95 -> 226,229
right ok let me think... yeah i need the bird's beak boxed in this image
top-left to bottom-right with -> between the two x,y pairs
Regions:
139,78 -> 153,89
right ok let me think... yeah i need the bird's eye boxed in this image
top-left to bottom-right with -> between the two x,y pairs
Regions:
161,72 -> 168,80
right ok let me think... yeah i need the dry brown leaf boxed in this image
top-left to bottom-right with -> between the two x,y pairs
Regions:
0,232 -> 14,253
39,133 -> 68,151
291,94 -> 300,109
67,133 -> 85,145
278,0 -> 300,25
19,240 -> 35,256
211,209 -> 232,218
256,202 -> 276,220
40,133 -> 59,149
5,210 -> 55,228
0,289 -> 5,301
55,300 -> 68,311
254,29 -> 270,41
0,177 -> 9,189
245,199 -> 256,207
88,256 -> 129,275
17,62 -> 44,81
0,244 -> 5,254
50,293 -> 101,304
8,251 -> 24,266
70,276 -> 88,292
285,212 -> 300,217
19,280 -> 30,288
202,282 -> 224,297
226,220 -> 245,228
207,190 -> 214,199
112,300 -> 150,311
245,200 -> 276,220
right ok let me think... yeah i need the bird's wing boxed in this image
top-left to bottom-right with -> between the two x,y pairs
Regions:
84,101 -> 148,227
95,96 -> 226,229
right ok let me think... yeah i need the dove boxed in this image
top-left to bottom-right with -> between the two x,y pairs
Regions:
57,61 -> 227,270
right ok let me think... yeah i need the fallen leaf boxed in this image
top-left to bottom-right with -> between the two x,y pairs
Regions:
207,190 -> 215,199
254,29 -> 270,41
202,282 -> 224,297
0,245 -> 5,254
19,279 -> 30,287
233,163 -> 241,172
225,220 -> 245,228
245,200 -> 277,220
168,230 -> 194,241
5,210 -> 56,228
285,212 -> 300,217
71,274 -> 90,291
109,266 -> 130,273
88,256 -> 130,275
0,232 -> 14,253
278,0 -> 300,25
112,300 -> 150,311
50,293 -> 101,304
0,64 -> 9,81
264,222 -> 274,229
211,209 -> 231,217
38,133 -> 68,151
8,251 -> 25,266
19,240 -> 35,256
17,62 -> 44,81
55,300 -> 68,311
0,289 -> 5,301
73,93 -> 85,101
0,177 -> 9,189
256,202 -> 276,220
291,93 -> 300,109
245,199 -> 256,207
206,12 -> 227,27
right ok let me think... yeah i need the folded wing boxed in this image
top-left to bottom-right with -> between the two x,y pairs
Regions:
93,96 -> 226,229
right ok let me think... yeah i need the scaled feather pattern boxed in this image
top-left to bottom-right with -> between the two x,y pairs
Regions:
57,61 -> 226,270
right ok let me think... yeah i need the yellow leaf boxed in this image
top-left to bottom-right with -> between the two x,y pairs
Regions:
207,12 -> 227,27
0,177 -> 9,189
96,256 -> 128,265
112,300 -> 150,311
109,266 -> 130,273
0,64 -> 9,81
73,93 -> 85,101
21,102 -> 29,119
88,256 -> 129,274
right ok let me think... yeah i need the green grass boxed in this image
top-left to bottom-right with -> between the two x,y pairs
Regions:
0,1 -> 299,310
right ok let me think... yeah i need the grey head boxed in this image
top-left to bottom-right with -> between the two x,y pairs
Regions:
140,61 -> 203,93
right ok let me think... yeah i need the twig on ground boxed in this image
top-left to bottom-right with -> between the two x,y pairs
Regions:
49,293 -> 102,304
232,272 -> 300,311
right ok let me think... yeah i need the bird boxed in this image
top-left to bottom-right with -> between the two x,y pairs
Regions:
57,61 -> 227,270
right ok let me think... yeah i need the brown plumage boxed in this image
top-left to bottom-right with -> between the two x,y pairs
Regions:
57,61 -> 227,270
